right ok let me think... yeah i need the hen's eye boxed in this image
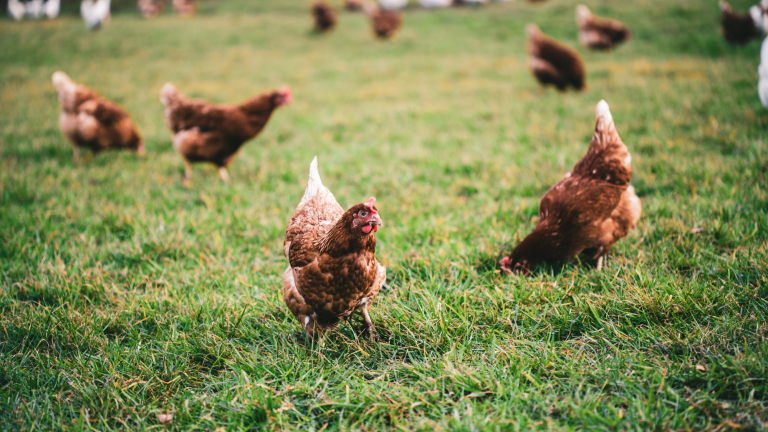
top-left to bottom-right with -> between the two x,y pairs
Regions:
360,210 -> 368,217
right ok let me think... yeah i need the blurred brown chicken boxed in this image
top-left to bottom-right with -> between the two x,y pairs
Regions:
160,83 -> 292,185
52,72 -> 144,161
138,0 -> 165,18
720,0 -> 765,45
345,0 -> 363,11
364,2 -> 402,39
501,100 -> 641,274
576,5 -> 631,50
172,0 -> 197,17
312,0 -> 338,32
526,24 -> 586,92
283,157 -> 386,339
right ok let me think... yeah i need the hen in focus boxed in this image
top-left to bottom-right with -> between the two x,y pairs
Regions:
160,83 -> 291,185
364,2 -> 403,39
312,0 -> 338,32
283,157 -> 386,340
52,72 -> 144,161
720,0 -> 765,45
527,24 -> 586,91
501,100 -> 641,274
576,5 -> 631,50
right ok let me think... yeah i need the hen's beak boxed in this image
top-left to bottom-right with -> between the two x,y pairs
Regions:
372,214 -> 383,227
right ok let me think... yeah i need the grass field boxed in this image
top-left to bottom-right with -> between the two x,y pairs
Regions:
1,0 -> 768,430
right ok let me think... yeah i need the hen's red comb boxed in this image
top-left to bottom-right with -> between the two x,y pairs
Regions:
365,197 -> 378,213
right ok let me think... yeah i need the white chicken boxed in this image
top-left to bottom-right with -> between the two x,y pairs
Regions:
759,36 -> 768,108
418,0 -> 452,8
751,3 -> 768,34
43,0 -> 59,18
378,0 -> 407,10
8,0 -> 27,20
8,0 -> 59,20
81,0 -> 111,30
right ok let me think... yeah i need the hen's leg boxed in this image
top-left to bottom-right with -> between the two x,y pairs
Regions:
182,161 -> 192,187
218,167 -> 230,183
72,147 -> 80,162
359,305 -> 378,340
596,256 -> 603,271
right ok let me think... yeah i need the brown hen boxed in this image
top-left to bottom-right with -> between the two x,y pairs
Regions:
172,0 -> 197,17
364,2 -> 402,40
501,100 -> 641,274
312,0 -> 338,32
52,72 -> 144,161
527,24 -> 586,92
576,5 -> 631,50
138,0 -> 165,18
720,0 -> 764,45
160,83 -> 291,185
283,157 -> 386,340
345,0 -> 363,11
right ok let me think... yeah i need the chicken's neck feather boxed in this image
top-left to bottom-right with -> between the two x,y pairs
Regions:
317,209 -> 376,258
238,91 -> 279,116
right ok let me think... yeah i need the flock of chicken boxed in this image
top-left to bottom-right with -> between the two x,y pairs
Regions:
8,0 -> 198,29
34,1 -> 758,339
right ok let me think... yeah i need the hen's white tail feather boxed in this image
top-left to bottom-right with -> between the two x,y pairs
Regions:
52,71 -> 75,94
160,83 -> 179,106
594,100 -> 620,145
576,4 -> 590,25
299,156 -> 333,208
596,100 -> 612,123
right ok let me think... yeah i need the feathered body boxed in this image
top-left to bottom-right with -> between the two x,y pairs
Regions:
172,0 -> 197,17
720,1 -> 764,45
138,0 -> 165,18
81,0 -> 111,30
526,24 -> 586,91
378,0 -> 407,9
345,0 -> 363,11
9,0 -> 58,19
312,0 -> 338,32
52,72 -> 144,160
43,0 -> 59,18
160,83 -> 291,184
418,0 -> 453,7
365,3 -> 403,39
759,37 -> 768,108
576,5 -> 631,50
283,157 -> 386,339
502,101 -> 641,274
8,0 -> 25,20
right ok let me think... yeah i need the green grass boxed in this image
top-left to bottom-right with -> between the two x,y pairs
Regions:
1,0 -> 767,430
